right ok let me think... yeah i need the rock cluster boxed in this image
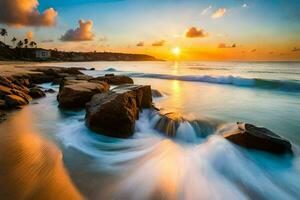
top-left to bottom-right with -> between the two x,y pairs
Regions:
91,74 -> 133,85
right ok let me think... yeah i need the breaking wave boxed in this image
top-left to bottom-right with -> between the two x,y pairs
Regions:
128,73 -> 300,92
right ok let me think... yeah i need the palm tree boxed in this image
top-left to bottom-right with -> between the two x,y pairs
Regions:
0,28 -> 8,44
24,38 -> 28,48
29,41 -> 37,48
17,40 -> 24,48
11,37 -> 17,47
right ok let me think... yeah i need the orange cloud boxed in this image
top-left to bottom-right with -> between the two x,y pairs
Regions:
152,40 -> 165,47
26,31 -> 33,40
218,43 -> 236,48
185,27 -> 208,38
60,19 -> 95,42
212,8 -> 226,19
0,0 -> 57,27
136,42 -> 144,47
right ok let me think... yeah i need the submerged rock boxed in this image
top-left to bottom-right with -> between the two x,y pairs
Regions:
45,89 -> 56,93
91,74 -> 134,85
151,89 -> 163,97
85,84 -> 152,138
58,80 -> 109,109
224,122 -> 292,154
29,88 -> 46,99
155,112 -> 184,137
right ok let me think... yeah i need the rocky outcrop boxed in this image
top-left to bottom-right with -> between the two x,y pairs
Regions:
29,88 -> 46,99
91,74 -> 134,85
85,84 -> 152,138
58,80 -> 109,109
224,122 -> 292,154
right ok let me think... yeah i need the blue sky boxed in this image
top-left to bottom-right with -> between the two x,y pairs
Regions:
1,0 -> 300,60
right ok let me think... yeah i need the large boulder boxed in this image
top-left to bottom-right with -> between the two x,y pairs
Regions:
85,84 -> 152,138
58,80 -> 109,109
91,74 -> 134,85
224,122 -> 292,154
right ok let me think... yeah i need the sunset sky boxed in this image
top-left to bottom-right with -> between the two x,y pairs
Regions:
0,0 -> 300,61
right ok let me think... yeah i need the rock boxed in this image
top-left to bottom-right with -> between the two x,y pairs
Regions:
52,78 -> 63,85
45,89 -> 56,93
0,99 -> 6,109
85,90 -> 138,138
58,80 -> 109,109
0,110 -> 7,123
85,84 -> 153,138
224,122 -> 292,154
0,85 -> 13,97
151,89 -> 163,97
91,75 -> 134,85
29,88 -> 46,99
10,89 -> 32,102
29,73 -> 56,84
90,68 -> 95,70
155,112 -> 184,137
5,94 -> 28,107
113,84 -> 152,109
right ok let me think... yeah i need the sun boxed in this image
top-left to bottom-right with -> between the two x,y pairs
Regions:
172,47 -> 181,56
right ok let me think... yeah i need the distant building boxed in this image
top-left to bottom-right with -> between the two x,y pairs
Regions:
35,49 -> 51,59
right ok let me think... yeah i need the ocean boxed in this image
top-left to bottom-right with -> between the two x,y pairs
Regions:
1,61 -> 300,199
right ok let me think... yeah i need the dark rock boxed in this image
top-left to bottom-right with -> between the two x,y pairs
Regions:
85,84 -> 153,138
29,73 -> 56,84
45,89 -> 56,93
0,110 -> 7,123
5,94 -> 28,107
29,88 -> 46,99
151,89 -> 163,97
58,80 -> 109,109
91,75 -> 134,85
90,68 -> 95,70
52,78 -> 63,85
224,122 -> 292,154
0,99 -> 6,109
86,90 -> 138,138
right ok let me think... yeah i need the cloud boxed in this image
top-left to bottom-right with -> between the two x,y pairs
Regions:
292,47 -> 300,52
152,40 -> 165,47
60,19 -> 95,42
251,49 -> 256,52
218,43 -> 236,48
201,6 -> 212,15
0,0 -> 57,27
242,4 -> 248,8
185,27 -> 208,38
136,42 -> 144,47
212,8 -> 226,19
26,31 -> 34,40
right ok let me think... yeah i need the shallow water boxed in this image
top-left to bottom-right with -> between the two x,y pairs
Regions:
1,61 -> 300,199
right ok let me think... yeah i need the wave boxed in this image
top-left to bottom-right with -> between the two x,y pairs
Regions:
128,73 -> 300,92
104,67 -> 118,72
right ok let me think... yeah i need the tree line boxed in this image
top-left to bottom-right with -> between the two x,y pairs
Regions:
0,28 -> 37,48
